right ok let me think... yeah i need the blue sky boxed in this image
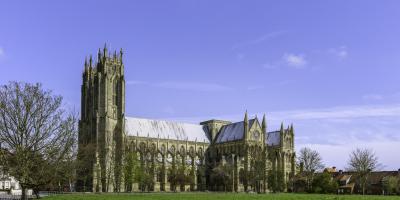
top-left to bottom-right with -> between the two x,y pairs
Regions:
1,0 -> 400,170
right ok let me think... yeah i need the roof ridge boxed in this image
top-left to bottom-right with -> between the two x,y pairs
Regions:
125,116 -> 198,126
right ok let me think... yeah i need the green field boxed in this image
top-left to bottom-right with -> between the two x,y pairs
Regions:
42,193 -> 400,200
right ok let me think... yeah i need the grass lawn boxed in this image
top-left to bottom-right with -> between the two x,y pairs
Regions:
42,193 -> 400,200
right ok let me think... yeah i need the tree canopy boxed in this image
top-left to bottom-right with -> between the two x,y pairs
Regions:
0,82 -> 77,199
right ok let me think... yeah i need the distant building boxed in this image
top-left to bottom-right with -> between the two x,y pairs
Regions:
0,174 -> 20,191
0,167 -> 32,195
333,170 -> 400,195
76,46 -> 296,193
293,167 -> 400,195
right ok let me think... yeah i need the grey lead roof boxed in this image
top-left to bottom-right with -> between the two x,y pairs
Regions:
215,121 -> 244,143
266,131 -> 281,146
125,117 -> 209,142
248,119 -> 257,128
215,118 -> 261,144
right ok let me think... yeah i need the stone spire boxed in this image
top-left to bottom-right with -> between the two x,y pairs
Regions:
89,55 -> 93,68
103,43 -> 108,61
280,122 -> 284,146
290,123 -> 294,136
119,48 -> 123,62
84,56 -> 88,68
98,48 -> 101,62
261,114 -> 266,134
244,110 -> 248,140
261,114 -> 267,145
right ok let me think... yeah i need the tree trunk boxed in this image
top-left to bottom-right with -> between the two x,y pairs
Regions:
362,183 -> 365,195
69,178 -> 72,192
34,189 -> 40,199
83,179 -> 86,192
21,187 -> 26,200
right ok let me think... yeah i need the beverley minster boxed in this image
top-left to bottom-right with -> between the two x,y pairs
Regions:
76,46 -> 296,193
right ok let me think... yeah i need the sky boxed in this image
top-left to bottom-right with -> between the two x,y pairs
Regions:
1,0 -> 400,170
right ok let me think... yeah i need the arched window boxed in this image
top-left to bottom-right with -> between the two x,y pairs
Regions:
156,167 -> 163,182
113,80 -> 118,106
239,168 -> 245,184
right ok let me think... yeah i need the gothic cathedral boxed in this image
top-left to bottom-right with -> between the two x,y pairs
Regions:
77,46 -> 296,193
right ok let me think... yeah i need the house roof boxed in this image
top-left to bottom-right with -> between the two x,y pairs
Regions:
330,171 -> 400,186
324,167 -> 337,173
125,117 -> 209,142
340,175 -> 352,182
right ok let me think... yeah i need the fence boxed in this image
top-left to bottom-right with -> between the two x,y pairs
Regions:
0,191 -> 77,200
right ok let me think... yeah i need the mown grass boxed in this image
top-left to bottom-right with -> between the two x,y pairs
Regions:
43,193 -> 400,200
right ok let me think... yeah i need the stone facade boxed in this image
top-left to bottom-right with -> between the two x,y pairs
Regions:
77,46 -> 125,192
77,46 -> 296,193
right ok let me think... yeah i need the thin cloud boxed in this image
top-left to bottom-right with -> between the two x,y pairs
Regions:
267,104 -> 400,121
163,106 -> 176,114
247,85 -> 264,91
283,53 -> 307,68
166,104 -> 400,171
155,81 -> 233,92
263,63 -> 279,69
236,53 -> 245,61
0,47 -> 4,61
297,141 -> 399,170
232,30 -> 287,50
363,94 -> 383,101
170,103 -> 400,142
126,80 -> 233,92
328,46 -> 348,60
126,80 -> 147,85
172,104 -> 400,124
277,80 -> 294,86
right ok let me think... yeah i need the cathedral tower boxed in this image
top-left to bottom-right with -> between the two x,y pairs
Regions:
77,45 -> 125,192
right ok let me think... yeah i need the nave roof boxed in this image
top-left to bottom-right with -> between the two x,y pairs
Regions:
125,117 -> 209,143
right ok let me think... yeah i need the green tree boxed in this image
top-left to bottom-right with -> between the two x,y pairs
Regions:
210,162 -> 233,191
168,162 -> 178,191
267,169 -> 284,193
248,148 -> 266,193
0,82 -> 77,199
311,172 -> 338,194
75,143 -> 95,192
134,157 -> 152,192
382,176 -> 399,195
176,164 -> 189,191
267,169 -> 277,192
123,152 -> 139,192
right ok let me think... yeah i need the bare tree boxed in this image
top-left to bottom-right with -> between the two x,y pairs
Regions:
0,82 -> 77,199
297,147 -> 324,192
346,148 -> 381,195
